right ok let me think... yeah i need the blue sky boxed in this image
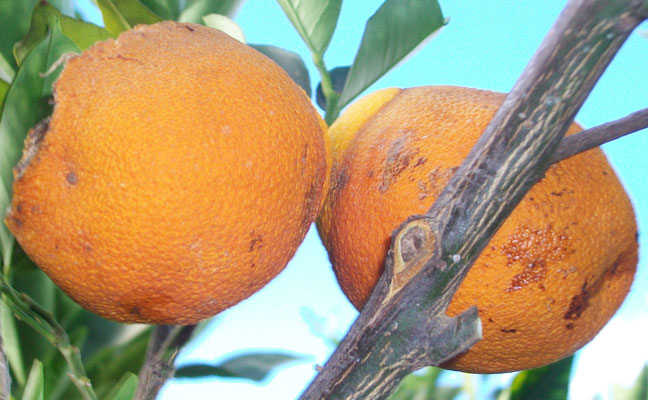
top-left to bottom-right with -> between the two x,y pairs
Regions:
75,1 -> 648,399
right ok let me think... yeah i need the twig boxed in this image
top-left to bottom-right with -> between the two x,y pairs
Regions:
301,0 -> 648,399
135,324 -> 196,400
0,317 -> 10,400
551,107 -> 648,163
0,278 -> 96,400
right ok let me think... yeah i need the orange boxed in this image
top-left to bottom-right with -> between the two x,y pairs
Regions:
317,86 -> 638,373
6,21 -> 330,325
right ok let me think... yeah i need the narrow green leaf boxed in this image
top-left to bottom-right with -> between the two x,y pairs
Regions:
14,2 -> 112,66
612,364 -> 648,400
276,0 -> 341,56
139,0 -> 182,20
83,326 -> 151,399
0,79 -> 9,112
41,325 -> 88,400
251,45 -> 311,96
179,0 -> 245,23
509,356 -> 574,400
389,367 -> 455,400
336,0 -> 445,111
0,21 -> 79,274
175,352 -> 304,381
1,302 -> 25,386
22,359 -> 44,400
95,0 -> 162,36
0,0 -> 37,71
0,53 -> 15,83
106,372 -> 138,400
202,14 -> 246,42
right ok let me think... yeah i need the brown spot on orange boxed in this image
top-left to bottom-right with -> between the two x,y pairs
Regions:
416,166 -> 457,200
66,171 -> 77,185
379,133 -> 418,193
502,225 -> 572,292
335,167 -> 349,191
564,282 -> 590,321
249,232 -> 264,252
501,328 -> 517,333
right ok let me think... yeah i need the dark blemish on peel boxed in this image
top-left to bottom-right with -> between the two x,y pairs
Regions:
413,156 -> 427,167
565,323 -> 574,330
336,168 -> 349,191
500,328 -> 517,333
129,306 -> 141,316
66,171 -> 78,185
16,204 -> 23,213
502,225 -> 572,292
186,25 -> 195,32
564,281 -> 590,321
379,133 -> 417,193
249,233 -> 264,252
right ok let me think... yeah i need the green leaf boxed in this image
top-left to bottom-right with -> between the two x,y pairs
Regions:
336,0 -> 445,111
316,66 -> 348,109
0,21 -> 79,273
95,0 -> 162,36
41,325 -> 88,400
175,352 -> 304,381
179,0 -> 245,23
1,302 -> 25,386
14,2 -> 112,66
0,0 -> 37,71
139,0 -> 182,20
276,0 -> 341,56
0,79 -> 9,112
202,14 -> 246,42
106,372 -> 138,400
22,359 -> 44,400
388,367 -> 462,400
509,356 -> 574,400
612,364 -> 648,400
251,45 -> 311,96
83,326 -> 151,399
0,53 -> 15,83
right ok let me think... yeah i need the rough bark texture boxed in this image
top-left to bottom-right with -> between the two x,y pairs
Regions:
300,0 -> 648,399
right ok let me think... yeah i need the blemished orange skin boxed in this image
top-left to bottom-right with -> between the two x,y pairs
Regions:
6,21 -> 330,325
317,86 -> 638,373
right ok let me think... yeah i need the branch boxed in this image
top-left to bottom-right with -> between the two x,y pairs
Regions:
135,324 -> 195,400
0,279 -> 96,400
301,0 -> 648,399
551,107 -> 648,163
0,317 -> 9,400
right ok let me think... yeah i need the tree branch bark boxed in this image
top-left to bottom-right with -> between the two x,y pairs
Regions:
551,107 -> 648,163
135,324 -> 195,400
301,0 -> 648,399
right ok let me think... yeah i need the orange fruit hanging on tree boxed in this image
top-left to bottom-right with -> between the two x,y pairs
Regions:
317,85 -> 637,373
6,21 -> 330,325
